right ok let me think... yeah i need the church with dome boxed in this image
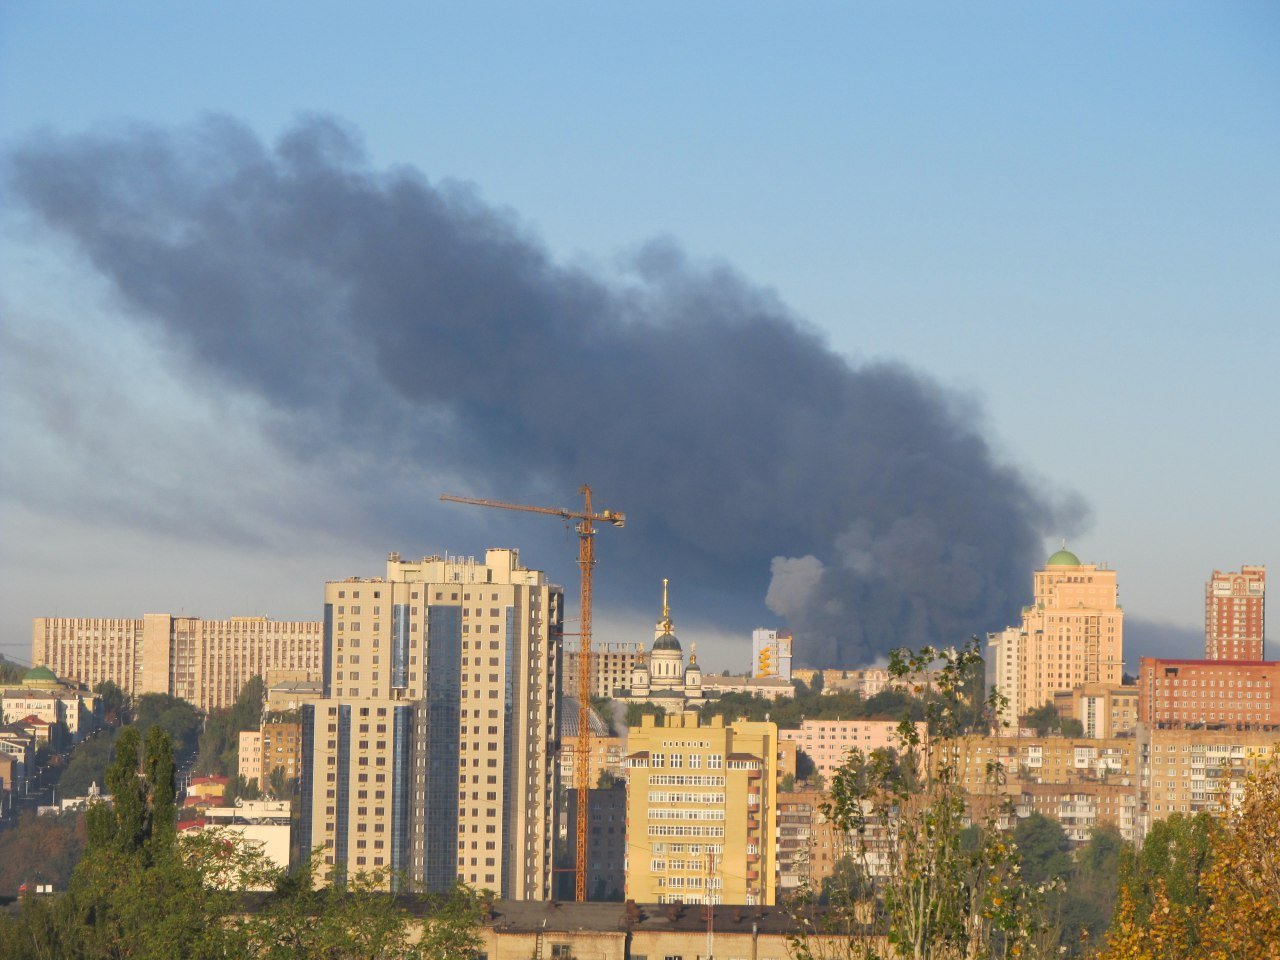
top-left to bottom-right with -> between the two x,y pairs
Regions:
614,580 -> 715,714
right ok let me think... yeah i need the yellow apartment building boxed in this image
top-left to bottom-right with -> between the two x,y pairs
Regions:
625,712 -> 778,906
301,549 -> 562,899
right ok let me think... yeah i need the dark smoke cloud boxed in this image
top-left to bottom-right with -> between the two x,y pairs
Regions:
8,115 -> 1083,666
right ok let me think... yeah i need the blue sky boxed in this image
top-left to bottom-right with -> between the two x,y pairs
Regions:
2,3 -> 1277,669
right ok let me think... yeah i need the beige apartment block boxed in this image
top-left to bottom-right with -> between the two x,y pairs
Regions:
261,721 -> 302,785
1139,726 -> 1280,833
782,718 -> 926,783
987,548 -> 1124,727
947,735 -> 1138,793
560,733 -> 624,793
947,734 -> 1140,842
1053,683 -> 1139,738
1205,565 -> 1265,661
1017,782 -> 1138,844
32,614 -> 323,712
776,788 -> 844,895
239,730 -> 263,786
302,549 -> 562,899
624,712 -> 778,906
562,642 -> 640,700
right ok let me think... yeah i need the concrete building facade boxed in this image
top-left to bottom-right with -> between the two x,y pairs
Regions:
986,549 -> 1124,727
562,643 -> 641,700
1205,566 -> 1265,661
300,549 -> 562,899
32,614 -> 323,712
625,712 -> 778,906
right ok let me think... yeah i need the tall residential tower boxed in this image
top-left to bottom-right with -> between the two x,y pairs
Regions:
987,548 -> 1124,728
300,549 -> 563,898
1205,566 -> 1265,661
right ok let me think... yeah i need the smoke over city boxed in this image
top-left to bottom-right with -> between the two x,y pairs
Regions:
8,116 -> 1081,666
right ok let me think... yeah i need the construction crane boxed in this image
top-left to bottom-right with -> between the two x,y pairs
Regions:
440,485 -> 625,901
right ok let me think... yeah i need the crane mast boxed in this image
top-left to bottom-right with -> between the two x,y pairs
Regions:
440,486 -> 624,901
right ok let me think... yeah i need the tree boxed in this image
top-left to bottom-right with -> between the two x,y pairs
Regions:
196,675 -> 265,777
1056,825 -> 1123,955
796,639 -> 1060,960
1024,704 -> 1060,737
93,679 -> 129,725
0,810 -> 86,895
624,701 -> 667,728
1013,814 -> 1071,887
1194,751 -> 1280,959
133,693 -> 202,762
58,727 -> 118,797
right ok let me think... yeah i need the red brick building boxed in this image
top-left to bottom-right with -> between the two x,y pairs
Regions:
1205,566 -> 1266,661
1139,657 -> 1280,728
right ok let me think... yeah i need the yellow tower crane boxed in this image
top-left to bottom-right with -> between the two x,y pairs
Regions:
440,485 -> 625,901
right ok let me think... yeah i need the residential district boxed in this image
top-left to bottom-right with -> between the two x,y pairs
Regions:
1,550 -> 1272,954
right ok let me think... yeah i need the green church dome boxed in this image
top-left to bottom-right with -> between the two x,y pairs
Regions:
1046,548 -> 1081,567
23,665 -> 59,684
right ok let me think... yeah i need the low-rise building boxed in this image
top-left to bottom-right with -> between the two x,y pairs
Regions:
1053,683 -> 1139,738
181,799 -> 292,888
701,674 -> 795,700
467,901 -> 858,960
782,718 -> 925,783
1139,657 -> 1280,728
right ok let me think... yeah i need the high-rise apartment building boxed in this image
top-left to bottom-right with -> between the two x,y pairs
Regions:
1205,566 -> 1266,661
986,549 -> 1124,727
300,549 -> 562,898
32,615 -> 323,712
752,628 -> 793,681
624,712 -> 778,906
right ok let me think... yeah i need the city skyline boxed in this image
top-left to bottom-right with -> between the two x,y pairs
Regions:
2,5 -> 1277,671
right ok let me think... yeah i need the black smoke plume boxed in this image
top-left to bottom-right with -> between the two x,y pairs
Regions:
8,116 -> 1080,666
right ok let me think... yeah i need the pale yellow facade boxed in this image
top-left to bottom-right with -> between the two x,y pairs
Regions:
987,551 -> 1124,726
304,549 -> 561,899
625,712 -> 778,906
32,614 -> 323,711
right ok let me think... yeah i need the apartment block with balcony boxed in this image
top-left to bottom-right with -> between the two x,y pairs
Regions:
624,712 -> 778,906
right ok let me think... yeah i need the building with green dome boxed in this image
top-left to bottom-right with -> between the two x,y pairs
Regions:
985,545 -> 1125,729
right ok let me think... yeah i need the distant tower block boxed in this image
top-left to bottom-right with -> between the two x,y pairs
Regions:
752,628 -> 793,681
1205,566 -> 1266,661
